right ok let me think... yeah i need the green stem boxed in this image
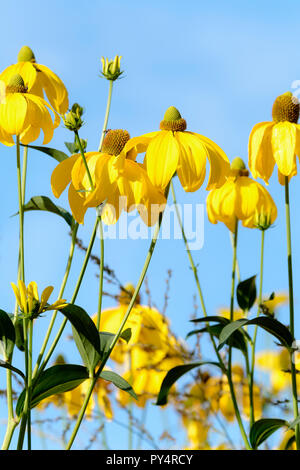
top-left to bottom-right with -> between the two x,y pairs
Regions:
96,214 -> 104,330
32,222 -> 79,378
74,130 -> 94,191
249,229 -> 265,426
65,190 -> 168,450
16,137 -> 25,282
27,320 -> 33,450
98,80 -> 113,152
170,180 -> 224,365
227,218 -> 251,450
34,218 -> 99,378
284,176 -> 300,449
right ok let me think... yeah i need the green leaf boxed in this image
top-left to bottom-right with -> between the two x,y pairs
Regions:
190,315 -> 230,325
0,310 -> 15,360
237,275 -> 257,311
65,139 -> 87,155
120,328 -> 132,344
156,361 -> 224,406
100,370 -> 137,401
99,332 -> 115,356
59,304 -> 101,373
218,316 -> 294,351
189,324 -> 248,353
287,416 -> 300,430
14,317 -> 25,352
250,418 -> 288,449
20,196 -> 74,228
21,144 -> 69,162
16,364 -> 89,416
0,360 -> 25,381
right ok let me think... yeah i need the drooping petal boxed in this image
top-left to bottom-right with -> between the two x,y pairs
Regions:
175,132 -> 207,192
0,62 -> 37,91
271,122 -> 296,176
123,132 -> 159,160
68,183 -> 88,224
51,154 -> 80,198
144,131 -> 180,190
0,93 -> 28,135
0,125 -> 14,146
248,121 -> 275,183
37,64 -> 69,114
11,282 -> 22,310
192,133 -> 230,190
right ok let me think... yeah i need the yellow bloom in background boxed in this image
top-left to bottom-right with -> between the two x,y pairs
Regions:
11,280 -> 67,318
248,91 -> 300,185
0,45 -> 68,114
51,129 -> 166,226
256,349 -> 300,394
278,429 -> 296,450
0,74 -> 59,146
122,106 -> 230,192
218,307 -> 244,321
259,292 -> 288,317
207,157 -> 277,232
181,414 -> 210,449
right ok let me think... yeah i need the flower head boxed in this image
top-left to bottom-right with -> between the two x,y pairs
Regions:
11,280 -> 67,319
206,157 -> 277,232
121,105 -> 230,192
51,129 -> 167,226
101,55 -> 123,81
248,91 -> 300,184
0,73 -> 59,146
0,45 -> 68,114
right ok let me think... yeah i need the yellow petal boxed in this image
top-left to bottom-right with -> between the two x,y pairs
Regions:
37,64 -> 69,115
68,183 -> 88,224
271,122 -> 296,176
123,132 -> 159,160
175,132 -> 206,192
51,154 -> 80,198
39,286 -> 54,312
0,93 -> 28,135
11,282 -> 22,309
145,131 -> 180,190
248,121 -> 275,183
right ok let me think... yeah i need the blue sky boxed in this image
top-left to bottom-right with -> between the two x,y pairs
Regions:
0,0 -> 300,449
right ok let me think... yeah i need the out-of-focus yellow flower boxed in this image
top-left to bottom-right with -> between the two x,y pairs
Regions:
218,307 -> 245,321
259,293 -> 288,317
51,129 -> 166,226
278,429 -> 296,450
256,349 -> 300,394
207,157 -> 277,232
0,45 -> 68,114
248,92 -> 300,185
101,55 -> 123,81
11,280 -> 67,318
37,376 -> 113,420
0,74 -> 59,146
182,415 -> 210,449
122,106 -> 230,192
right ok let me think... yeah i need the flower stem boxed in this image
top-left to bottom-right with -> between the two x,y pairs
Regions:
16,137 -> 25,282
74,130 -> 94,191
32,222 -> 79,378
227,218 -> 251,450
249,229 -> 265,426
284,176 -> 300,449
98,80 -> 113,152
96,213 -> 104,330
65,189 -> 169,450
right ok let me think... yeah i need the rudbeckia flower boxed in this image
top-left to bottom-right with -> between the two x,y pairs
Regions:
51,129 -> 167,226
248,91 -> 300,184
122,106 -> 230,192
11,280 -> 67,318
256,349 -> 300,394
0,45 -> 68,114
206,157 -> 277,232
0,73 -> 59,146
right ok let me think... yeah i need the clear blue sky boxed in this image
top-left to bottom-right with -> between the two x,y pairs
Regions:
0,0 -> 300,449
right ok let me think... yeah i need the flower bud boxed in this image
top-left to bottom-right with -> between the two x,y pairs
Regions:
101,55 -> 123,81
254,208 -> 273,231
160,106 -> 187,131
17,45 -> 36,63
63,103 -> 84,131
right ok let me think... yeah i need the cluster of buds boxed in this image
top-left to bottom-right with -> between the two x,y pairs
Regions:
63,103 -> 84,132
101,55 -> 123,81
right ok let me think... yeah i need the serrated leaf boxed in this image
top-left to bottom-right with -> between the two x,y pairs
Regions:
218,317 -> 294,351
100,370 -> 137,400
0,310 -> 15,360
16,364 -> 89,416
156,361 -> 224,406
250,418 -> 288,449
237,275 -> 257,311
21,144 -> 68,162
17,196 -> 74,228
59,304 -> 101,373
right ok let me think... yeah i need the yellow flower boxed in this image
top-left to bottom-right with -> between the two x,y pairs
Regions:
256,349 -> 300,394
182,415 -> 210,448
122,106 -> 230,192
0,45 -> 68,114
0,74 -> 59,146
11,280 -> 67,318
259,292 -> 288,317
207,157 -> 277,232
248,92 -> 300,185
218,307 -> 244,321
51,129 -> 166,226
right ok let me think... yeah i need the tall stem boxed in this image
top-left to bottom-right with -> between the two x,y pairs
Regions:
74,130 -> 94,191
96,214 -> 104,330
284,176 -> 300,449
227,218 -> 251,450
249,229 -> 265,426
65,190 -> 168,450
98,80 -> 113,152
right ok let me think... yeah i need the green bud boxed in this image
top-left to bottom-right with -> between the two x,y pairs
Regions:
63,105 -> 84,132
17,45 -> 36,63
101,55 -> 123,81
